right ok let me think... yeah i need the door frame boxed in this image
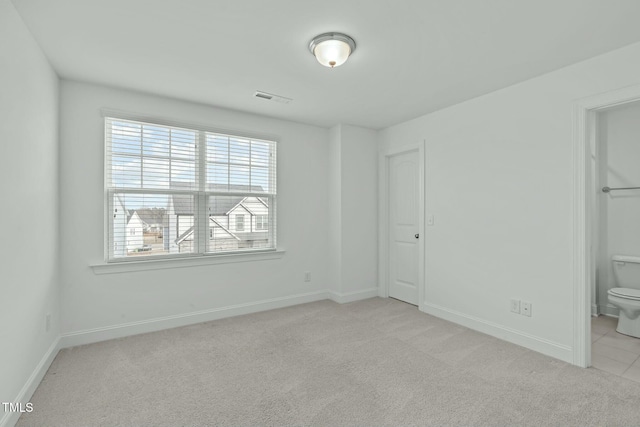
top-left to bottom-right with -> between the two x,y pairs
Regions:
573,84 -> 640,367
378,141 -> 426,310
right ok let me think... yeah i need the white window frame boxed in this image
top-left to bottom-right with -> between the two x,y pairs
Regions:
103,112 -> 277,263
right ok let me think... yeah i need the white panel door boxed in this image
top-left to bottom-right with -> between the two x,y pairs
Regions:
388,150 -> 419,305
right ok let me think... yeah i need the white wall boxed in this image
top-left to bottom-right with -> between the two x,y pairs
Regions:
0,0 -> 59,415
327,125 -> 378,301
328,125 -> 342,295
339,125 -> 378,296
378,40 -> 640,362
59,81 -> 330,336
596,102 -> 640,315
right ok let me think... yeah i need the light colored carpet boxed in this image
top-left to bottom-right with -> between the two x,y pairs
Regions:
17,298 -> 640,426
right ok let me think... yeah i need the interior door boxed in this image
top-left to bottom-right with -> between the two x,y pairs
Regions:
388,150 -> 420,305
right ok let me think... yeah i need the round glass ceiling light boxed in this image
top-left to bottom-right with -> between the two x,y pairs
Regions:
309,32 -> 356,68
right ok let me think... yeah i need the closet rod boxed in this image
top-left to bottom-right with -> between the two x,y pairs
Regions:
602,186 -> 640,193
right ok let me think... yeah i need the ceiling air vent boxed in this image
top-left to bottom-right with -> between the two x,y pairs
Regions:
254,90 -> 292,104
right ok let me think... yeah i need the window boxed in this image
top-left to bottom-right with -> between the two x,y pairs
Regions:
235,215 -> 245,232
105,117 -> 276,261
256,215 -> 268,231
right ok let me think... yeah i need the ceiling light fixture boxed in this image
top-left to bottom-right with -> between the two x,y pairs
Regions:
308,32 -> 356,68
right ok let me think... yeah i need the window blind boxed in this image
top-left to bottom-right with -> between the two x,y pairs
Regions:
105,117 -> 277,261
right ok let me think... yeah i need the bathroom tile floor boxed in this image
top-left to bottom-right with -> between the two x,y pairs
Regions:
591,315 -> 640,382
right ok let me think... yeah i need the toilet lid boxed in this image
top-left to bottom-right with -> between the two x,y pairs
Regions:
609,287 -> 640,300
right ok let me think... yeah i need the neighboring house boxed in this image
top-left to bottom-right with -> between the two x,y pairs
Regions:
112,195 -> 127,257
167,184 -> 269,253
113,186 -> 268,255
113,198 -> 167,255
125,211 -> 145,251
227,196 -> 269,234
135,208 -> 167,234
167,192 -> 196,253
135,207 -> 168,251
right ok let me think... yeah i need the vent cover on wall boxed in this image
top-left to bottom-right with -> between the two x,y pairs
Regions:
254,91 -> 292,104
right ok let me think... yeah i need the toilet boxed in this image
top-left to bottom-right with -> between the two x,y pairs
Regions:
607,255 -> 640,338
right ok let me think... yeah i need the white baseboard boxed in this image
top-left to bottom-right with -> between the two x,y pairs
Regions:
60,290 -> 328,348
598,303 -> 619,317
328,288 -> 378,304
591,304 -> 599,317
0,337 -> 60,427
422,302 -> 573,364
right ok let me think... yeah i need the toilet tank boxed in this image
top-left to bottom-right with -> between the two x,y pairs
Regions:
612,255 -> 640,290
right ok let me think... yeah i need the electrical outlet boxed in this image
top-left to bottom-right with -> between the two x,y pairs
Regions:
304,272 -> 311,282
510,299 -> 521,314
45,313 -> 51,332
522,301 -> 532,317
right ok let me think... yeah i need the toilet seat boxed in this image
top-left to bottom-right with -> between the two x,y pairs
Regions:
608,287 -> 640,300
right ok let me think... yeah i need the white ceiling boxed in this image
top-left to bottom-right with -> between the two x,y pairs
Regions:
12,0 -> 640,129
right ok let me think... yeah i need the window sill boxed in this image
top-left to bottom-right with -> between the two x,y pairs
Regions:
90,249 -> 285,275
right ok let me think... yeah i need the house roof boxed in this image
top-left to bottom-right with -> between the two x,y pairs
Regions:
171,194 -> 196,216
135,208 -> 168,227
210,196 -> 246,216
226,196 -> 269,216
175,217 -> 241,245
126,211 -> 142,227
171,184 -> 266,216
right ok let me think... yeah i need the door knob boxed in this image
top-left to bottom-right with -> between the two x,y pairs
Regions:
415,234 -> 419,239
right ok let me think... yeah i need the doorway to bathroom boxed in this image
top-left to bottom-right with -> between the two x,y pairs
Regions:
572,85 -> 640,375
589,101 -> 640,382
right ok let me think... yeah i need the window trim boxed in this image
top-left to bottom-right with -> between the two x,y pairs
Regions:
101,108 -> 280,145
102,109 -> 278,263
91,249 -> 286,274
